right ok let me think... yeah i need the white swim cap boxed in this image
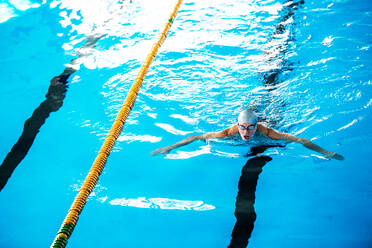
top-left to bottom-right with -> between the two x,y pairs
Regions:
238,109 -> 258,124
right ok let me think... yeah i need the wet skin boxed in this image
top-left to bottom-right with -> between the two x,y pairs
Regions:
238,123 -> 257,141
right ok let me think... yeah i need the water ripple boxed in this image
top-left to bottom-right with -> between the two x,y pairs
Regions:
48,0 -> 372,158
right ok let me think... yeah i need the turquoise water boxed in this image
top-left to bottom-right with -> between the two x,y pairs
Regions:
0,0 -> 371,247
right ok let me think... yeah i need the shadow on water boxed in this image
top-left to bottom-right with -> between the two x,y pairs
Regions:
0,35 -> 102,191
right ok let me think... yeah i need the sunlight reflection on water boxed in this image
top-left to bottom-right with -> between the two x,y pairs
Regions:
109,196 -> 216,211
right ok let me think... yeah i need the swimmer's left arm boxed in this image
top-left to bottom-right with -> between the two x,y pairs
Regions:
257,124 -> 344,160
151,125 -> 238,156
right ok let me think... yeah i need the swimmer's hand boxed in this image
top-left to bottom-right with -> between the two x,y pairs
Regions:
151,146 -> 172,156
298,139 -> 344,161
151,135 -> 205,156
324,151 -> 344,161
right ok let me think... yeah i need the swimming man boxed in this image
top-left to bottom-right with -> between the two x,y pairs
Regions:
151,109 -> 344,160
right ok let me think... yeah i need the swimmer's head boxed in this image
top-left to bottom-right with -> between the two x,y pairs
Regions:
238,109 -> 258,124
237,109 -> 258,141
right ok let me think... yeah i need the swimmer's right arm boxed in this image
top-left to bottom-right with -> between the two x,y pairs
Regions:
258,125 -> 344,160
151,125 -> 238,156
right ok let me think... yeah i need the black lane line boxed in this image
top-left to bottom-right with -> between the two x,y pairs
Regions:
252,0 -> 305,126
0,0 -> 132,191
228,144 -> 285,248
262,0 -> 304,89
228,153 -> 272,248
228,1 -> 306,247
0,35 -> 102,191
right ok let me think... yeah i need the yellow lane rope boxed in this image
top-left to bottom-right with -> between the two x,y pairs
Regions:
51,1 -> 183,247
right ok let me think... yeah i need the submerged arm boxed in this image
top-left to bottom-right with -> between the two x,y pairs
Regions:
258,124 -> 344,160
151,125 -> 238,156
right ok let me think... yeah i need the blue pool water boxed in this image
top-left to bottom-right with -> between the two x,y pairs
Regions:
0,0 -> 371,247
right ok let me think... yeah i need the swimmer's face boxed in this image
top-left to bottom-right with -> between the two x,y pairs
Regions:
237,122 -> 257,141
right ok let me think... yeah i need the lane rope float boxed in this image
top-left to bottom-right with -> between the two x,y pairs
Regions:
51,1 -> 183,247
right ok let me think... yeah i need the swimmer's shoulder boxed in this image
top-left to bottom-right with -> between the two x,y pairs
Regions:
215,124 -> 238,138
257,123 -> 269,135
225,124 -> 238,137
